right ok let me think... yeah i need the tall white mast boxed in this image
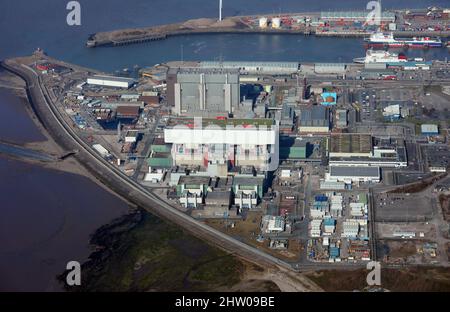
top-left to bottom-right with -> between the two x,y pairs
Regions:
219,0 -> 223,21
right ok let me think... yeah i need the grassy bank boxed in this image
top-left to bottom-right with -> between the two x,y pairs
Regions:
61,209 -> 247,292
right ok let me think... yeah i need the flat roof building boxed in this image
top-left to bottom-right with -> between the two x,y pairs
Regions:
421,124 -> 439,135
298,106 -> 330,133
329,134 -> 373,158
200,61 -> 300,75
166,67 -> 240,117
87,75 -> 135,89
326,166 -> 381,183
116,105 -> 140,119
320,11 -> 396,22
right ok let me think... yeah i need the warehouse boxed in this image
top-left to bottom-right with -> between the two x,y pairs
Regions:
320,11 -> 396,23
200,61 -> 300,75
329,134 -> 373,158
335,109 -> 348,128
314,63 -> 347,75
116,105 -> 140,119
298,106 -> 330,133
279,136 -> 310,160
329,136 -> 408,168
147,152 -> 172,169
326,166 -> 381,183
87,75 -> 135,89
421,124 -> 439,136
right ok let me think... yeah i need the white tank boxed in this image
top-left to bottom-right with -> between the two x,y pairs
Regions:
272,17 -> 281,29
259,17 -> 268,28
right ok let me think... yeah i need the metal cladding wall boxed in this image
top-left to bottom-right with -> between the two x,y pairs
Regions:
87,78 -> 131,88
164,128 -> 277,145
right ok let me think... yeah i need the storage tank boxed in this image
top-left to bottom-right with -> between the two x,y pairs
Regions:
259,17 -> 268,28
272,17 -> 281,29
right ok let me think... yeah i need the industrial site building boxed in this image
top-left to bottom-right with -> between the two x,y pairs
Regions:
166,67 -> 240,117
199,61 -> 300,75
329,134 -> 373,158
329,135 -> 407,168
298,106 -> 330,133
326,166 -> 381,183
87,75 -> 135,89
164,118 -> 279,173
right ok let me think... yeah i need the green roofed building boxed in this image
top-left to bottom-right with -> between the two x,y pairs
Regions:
280,136 -> 310,160
146,152 -> 172,168
150,137 -> 171,153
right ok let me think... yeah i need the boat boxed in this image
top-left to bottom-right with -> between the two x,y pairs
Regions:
353,50 -> 408,64
364,32 -> 443,48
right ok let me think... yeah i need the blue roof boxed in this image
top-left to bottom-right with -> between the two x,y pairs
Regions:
324,218 -> 336,226
330,247 -> 340,257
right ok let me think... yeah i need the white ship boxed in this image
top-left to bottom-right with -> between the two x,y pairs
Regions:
353,50 -> 408,64
364,32 -> 443,48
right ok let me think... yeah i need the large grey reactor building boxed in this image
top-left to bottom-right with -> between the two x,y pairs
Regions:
167,67 -> 240,117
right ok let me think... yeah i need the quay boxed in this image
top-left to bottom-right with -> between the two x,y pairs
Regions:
86,8 -> 450,48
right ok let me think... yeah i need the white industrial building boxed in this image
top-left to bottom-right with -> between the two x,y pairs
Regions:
342,220 -> 360,238
329,134 -> 407,168
314,63 -> 347,75
326,166 -> 381,183
350,202 -> 367,217
164,118 -> 279,173
199,61 -> 300,75
330,194 -> 343,217
309,219 -> 323,237
125,131 -> 139,143
421,124 -> 439,136
320,180 -> 346,190
92,144 -> 111,158
87,75 -> 135,89
262,215 -> 285,233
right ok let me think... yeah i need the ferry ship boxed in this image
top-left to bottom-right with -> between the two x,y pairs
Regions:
364,32 -> 443,48
353,50 -> 408,64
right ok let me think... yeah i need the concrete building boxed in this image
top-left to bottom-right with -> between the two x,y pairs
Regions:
233,176 -> 264,209
329,136 -> 408,168
342,220 -> 360,238
329,134 -> 373,158
314,63 -> 347,75
167,67 -> 240,117
335,109 -> 348,128
164,118 -> 278,173
421,124 -> 439,136
87,75 -> 135,89
298,106 -> 330,133
326,166 -> 381,183
200,61 -> 300,75
279,137 -> 309,160
320,11 -> 396,23
176,176 -> 211,208
203,191 -> 232,217
309,219 -> 323,237
320,180 -> 346,190
125,131 -> 139,143
262,215 -> 286,233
